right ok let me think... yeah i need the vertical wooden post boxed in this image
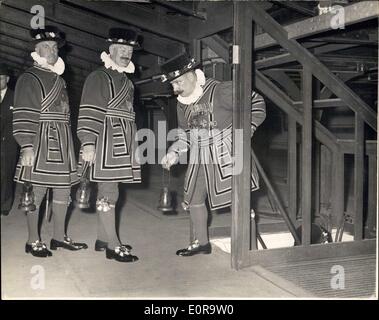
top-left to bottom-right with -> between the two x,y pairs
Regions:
287,117 -> 297,223
354,114 -> 364,240
301,67 -> 312,245
314,142 -> 321,218
320,144 -> 332,228
231,2 -> 253,269
191,39 -> 202,63
332,151 -> 344,241
367,154 -> 377,237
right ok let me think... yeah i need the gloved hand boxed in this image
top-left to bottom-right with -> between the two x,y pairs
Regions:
161,151 -> 179,170
21,147 -> 35,166
82,145 -> 95,163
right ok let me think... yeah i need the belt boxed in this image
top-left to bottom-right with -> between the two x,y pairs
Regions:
106,109 -> 135,122
40,112 -> 69,122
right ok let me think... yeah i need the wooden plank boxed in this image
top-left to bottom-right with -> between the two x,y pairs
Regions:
189,2 -> 233,39
1,2 -> 183,59
252,150 -> 301,245
288,118 -> 297,223
231,2 -> 253,270
64,0 -> 189,43
337,139 -> 377,156
354,115 -> 364,240
254,1 -> 379,50
243,239 -> 375,268
320,145 -> 332,221
255,71 -> 339,153
301,67 -> 313,246
0,6 -> 105,51
255,44 -> 359,70
263,69 -> 301,100
271,1 -> 317,17
153,0 -> 206,20
250,3 -> 377,131
332,151 -> 344,233
293,98 -> 345,108
367,155 -> 377,236
201,35 -> 229,63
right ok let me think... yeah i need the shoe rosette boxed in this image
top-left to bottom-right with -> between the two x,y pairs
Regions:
31,240 -> 48,252
115,245 -> 131,257
96,197 -> 111,212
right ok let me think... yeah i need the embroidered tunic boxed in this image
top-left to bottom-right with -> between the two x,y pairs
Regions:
13,66 -> 79,188
169,79 -> 266,210
77,66 -> 141,183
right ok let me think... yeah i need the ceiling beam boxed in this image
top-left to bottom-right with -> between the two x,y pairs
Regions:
1,1 -> 183,59
255,43 -> 360,69
251,2 -> 377,131
255,1 -> 379,50
270,1 -> 317,17
64,0 -> 189,43
189,2 -> 233,39
152,0 -> 206,20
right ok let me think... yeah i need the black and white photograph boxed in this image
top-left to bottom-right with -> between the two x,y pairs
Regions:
0,0 -> 377,303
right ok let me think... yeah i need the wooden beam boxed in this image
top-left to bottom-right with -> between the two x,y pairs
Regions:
255,43 -> 359,70
0,6 -> 106,51
288,118 -> 297,223
270,1 -> 317,17
252,149 -> 301,245
293,98 -> 345,108
263,70 -> 301,100
354,115 -> 364,240
64,0 -> 189,43
137,81 -> 171,98
337,139 -> 377,156
367,154 -> 377,236
254,1 -> 379,50
255,71 -> 339,153
201,35 -> 229,63
189,2 -> 233,39
152,0 -> 206,20
2,1 -> 183,59
250,3 -> 377,131
301,67 -> 313,245
332,151 -> 344,234
231,2 -> 253,270
243,239 -> 375,268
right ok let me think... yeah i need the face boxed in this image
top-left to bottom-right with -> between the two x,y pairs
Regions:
170,72 -> 197,97
109,44 -> 134,67
35,41 -> 59,65
0,75 -> 9,90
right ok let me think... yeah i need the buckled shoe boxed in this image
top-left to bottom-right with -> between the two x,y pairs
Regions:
176,240 -> 212,256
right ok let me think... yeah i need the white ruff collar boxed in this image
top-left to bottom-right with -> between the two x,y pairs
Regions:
101,51 -> 135,74
177,69 -> 206,105
31,52 -> 65,75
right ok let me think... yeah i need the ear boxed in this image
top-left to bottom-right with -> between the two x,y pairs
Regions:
6,76 -> 10,83
35,44 -> 41,54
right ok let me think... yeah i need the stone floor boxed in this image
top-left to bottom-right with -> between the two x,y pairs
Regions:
1,165 -> 376,299
1,170 -> 302,299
